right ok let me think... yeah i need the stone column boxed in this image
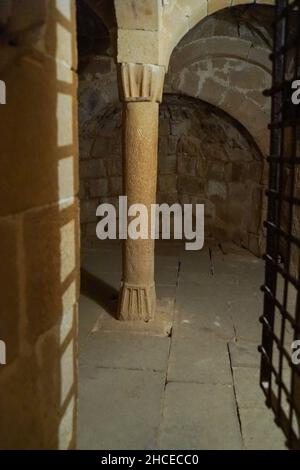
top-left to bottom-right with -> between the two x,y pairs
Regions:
118,63 -> 165,321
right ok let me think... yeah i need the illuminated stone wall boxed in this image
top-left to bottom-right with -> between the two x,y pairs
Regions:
0,0 -> 79,450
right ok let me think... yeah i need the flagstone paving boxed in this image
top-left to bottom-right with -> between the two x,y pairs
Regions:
78,242 -> 286,450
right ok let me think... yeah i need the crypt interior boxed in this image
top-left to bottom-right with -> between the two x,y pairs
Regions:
0,0 -> 299,450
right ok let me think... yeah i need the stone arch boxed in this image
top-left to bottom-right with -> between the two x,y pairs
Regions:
164,4 -> 274,154
158,94 -> 266,254
79,92 -> 266,254
80,3 -> 274,156
161,0 -> 275,66
77,2 -> 274,257
167,45 -> 271,154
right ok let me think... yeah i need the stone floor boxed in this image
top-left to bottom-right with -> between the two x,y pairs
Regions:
78,241 -> 287,450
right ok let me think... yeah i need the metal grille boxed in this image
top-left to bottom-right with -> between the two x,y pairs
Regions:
259,0 -> 300,450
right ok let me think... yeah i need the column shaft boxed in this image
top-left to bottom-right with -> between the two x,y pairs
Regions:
118,101 -> 158,321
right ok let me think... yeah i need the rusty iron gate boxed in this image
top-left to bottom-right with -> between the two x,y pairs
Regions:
259,0 -> 300,450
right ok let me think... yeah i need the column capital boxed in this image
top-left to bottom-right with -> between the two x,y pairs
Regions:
120,63 -> 165,103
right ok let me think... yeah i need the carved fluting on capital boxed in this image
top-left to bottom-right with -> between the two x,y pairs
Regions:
120,63 -> 165,103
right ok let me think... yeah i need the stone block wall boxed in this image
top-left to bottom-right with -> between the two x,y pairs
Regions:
165,5 -> 273,156
0,0 -> 79,449
77,4 -> 272,256
159,96 -> 265,254
79,94 -> 265,255
79,104 -> 122,242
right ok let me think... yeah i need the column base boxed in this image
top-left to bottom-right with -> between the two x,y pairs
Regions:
118,282 -> 156,322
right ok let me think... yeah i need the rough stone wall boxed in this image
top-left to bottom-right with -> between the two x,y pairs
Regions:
79,95 -> 264,254
80,104 -> 122,243
77,5 -> 273,153
77,4 -> 271,256
159,96 -> 264,253
165,5 -> 273,155
0,0 -> 79,449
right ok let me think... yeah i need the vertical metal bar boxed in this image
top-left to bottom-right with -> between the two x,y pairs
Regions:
276,0 -> 291,424
287,3 -> 300,446
260,0 -> 300,449
260,0 -> 286,403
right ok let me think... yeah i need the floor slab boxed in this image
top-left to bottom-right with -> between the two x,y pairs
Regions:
168,333 -> 232,384
174,294 -> 235,340
78,368 -> 165,450
239,407 -> 286,450
78,242 -> 289,450
228,340 -> 260,368
230,296 -> 262,343
78,294 -> 104,346
80,331 -> 170,372
232,367 -> 266,409
81,245 -> 122,273
159,382 -> 242,450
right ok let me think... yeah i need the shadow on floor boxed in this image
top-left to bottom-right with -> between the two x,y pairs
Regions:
80,267 -> 119,318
